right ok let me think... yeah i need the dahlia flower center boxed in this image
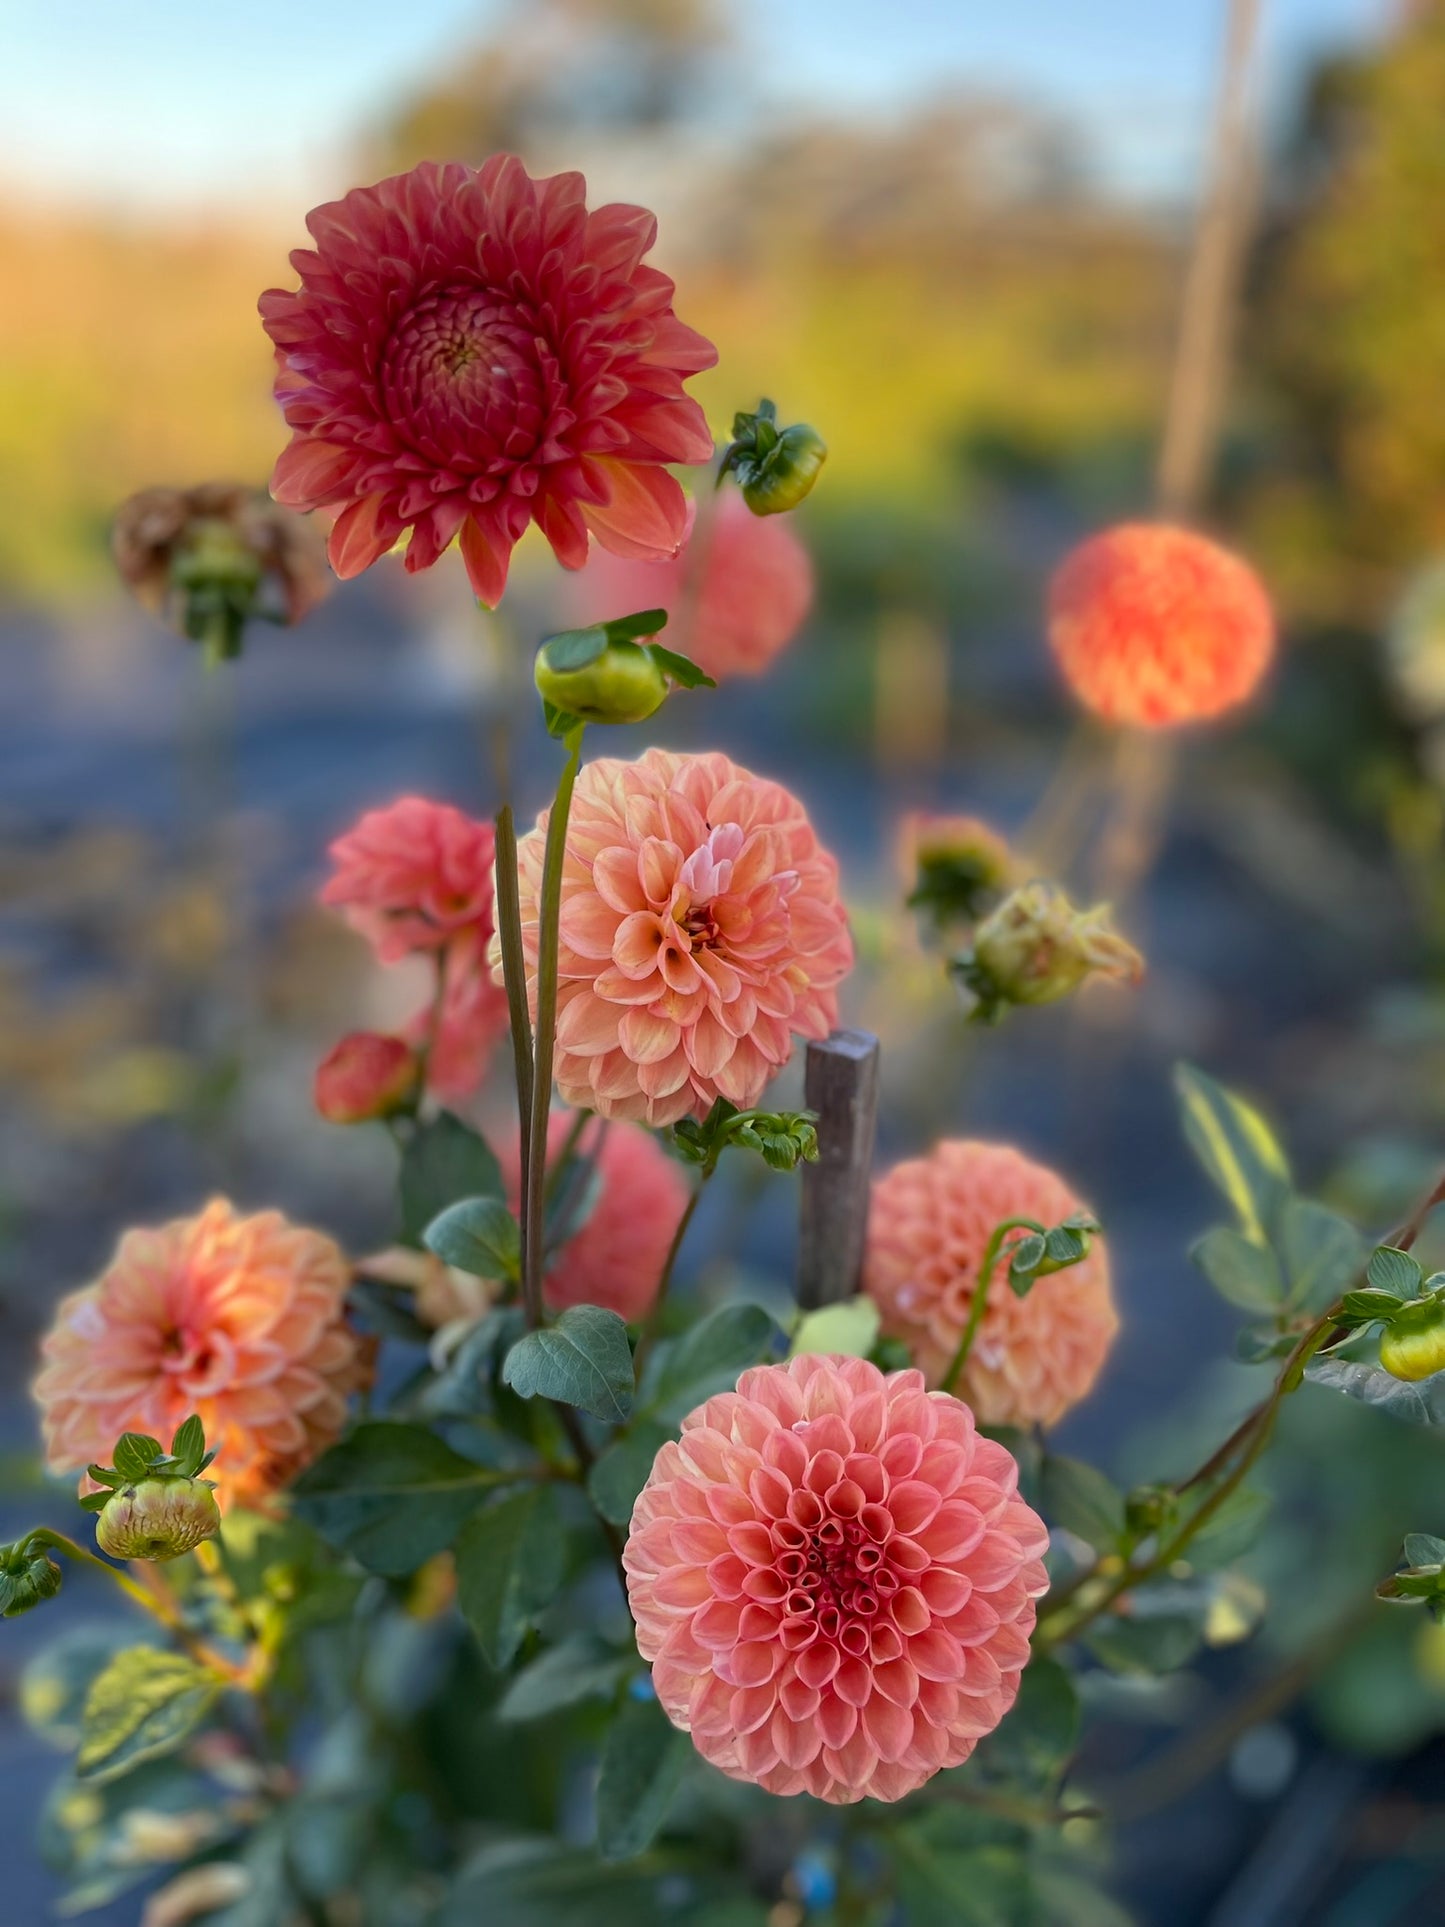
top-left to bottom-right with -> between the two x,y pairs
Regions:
380,286 -> 546,454
770,1482 -> 910,1656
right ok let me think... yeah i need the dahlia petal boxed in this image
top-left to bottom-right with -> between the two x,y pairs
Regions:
458,515 -> 512,607
583,459 -> 689,562
328,495 -> 394,579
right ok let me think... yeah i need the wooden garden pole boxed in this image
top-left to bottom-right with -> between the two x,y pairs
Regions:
797,1029 -> 881,1308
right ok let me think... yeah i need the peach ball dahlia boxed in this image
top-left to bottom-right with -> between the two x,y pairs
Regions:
625,1354 -> 1049,1804
1047,523 -> 1274,728
504,748 -> 852,1126
865,1141 -> 1117,1428
35,1201 -> 369,1510
260,156 -> 717,606
564,493 -> 815,682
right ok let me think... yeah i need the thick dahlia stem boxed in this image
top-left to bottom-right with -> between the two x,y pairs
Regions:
493,803 -> 537,1307
521,728 -> 585,1324
939,1218 -> 1044,1397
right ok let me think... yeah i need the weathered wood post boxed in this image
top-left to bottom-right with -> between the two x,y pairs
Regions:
797,1029 -> 881,1308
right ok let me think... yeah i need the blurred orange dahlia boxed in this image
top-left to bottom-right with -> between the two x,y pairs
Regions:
502,748 -> 852,1126
35,1201 -> 369,1509
625,1354 -> 1049,1803
260,156 -> 717,606
564,493 -> 815,681
1047,523 -> 1274,728
864,1141 -> 1117,1427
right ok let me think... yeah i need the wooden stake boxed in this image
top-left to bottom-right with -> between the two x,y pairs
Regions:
797,1030 -> 881,1309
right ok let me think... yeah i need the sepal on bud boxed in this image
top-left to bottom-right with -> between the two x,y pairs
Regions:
0,1542 -> 62,1616
952,880 -> 1144,1023
718,399 -> 827,516
1377,1533 -> 1445,1620
534,609 -> 714,732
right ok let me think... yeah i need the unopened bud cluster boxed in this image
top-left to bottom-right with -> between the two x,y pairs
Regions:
674,1099 -> 819,1175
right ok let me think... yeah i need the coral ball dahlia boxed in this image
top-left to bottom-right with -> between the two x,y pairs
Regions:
505,748 -> 852,1126
565,492 -> 815,682
1047,523 -> 1274,728
260,156 -> 718,606
35,1201 -> 370,1510
625,1354 -> 1049,1803
321,796 -> 499,966
865,1141 -> 1117,1428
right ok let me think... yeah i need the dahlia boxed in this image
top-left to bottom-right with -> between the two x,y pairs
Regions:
564,493 -> 815,682
260,156 -> 717,606
625,1354 -> 1049,1803
35,1201 -> 370,1510
321,797 -> 498,965
864,1141 -> 1117,1428
503,748 -> 852,1126
1047,523 -> 1275,728
314,1031 -> 418,1123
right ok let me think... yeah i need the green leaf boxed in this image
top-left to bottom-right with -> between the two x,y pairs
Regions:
86,1463 -> 124,1489
604,607 -> 668,643
1086,1611 -> 1202,1675
788,1296 -> 881,1360
1043,1225 -> 1087,1268
1404,1533 -> 1445,1569
891,1835 -> 1030,1927
1175,1063 -> 1291,1241
1190,1226 -> 1286,1312
21,1625 -> 154,1751
977,1654 -> 1079,1788
1007,1231 -> 1047,1285
400,1113 -> 504,1245
647,643 -> 716,690
112,1433 -> 164,1482
289,1421 -> 510,1575
541,625 -> 608,671
168,1415 -> 207,1475
1279,1200 -> 1365,1308
646,1301 -> 781,1422
588,1420 -> 673,1527
444,1840 -> 665,1927
76,1648 -> 220,1783
1341,1288 -> 1409,1321
497,1635 -> 630,1723
1185,1486 -> 1271,1571
595,1690 -> 690,1860
1368,1245 -> 1424,1298
502,1305 -> 635,1423
425,1196 -> 522,1282
454,1486 -> 567,1670
1041,1456 -> 1125,1552
1305,1356 -> 1445,1425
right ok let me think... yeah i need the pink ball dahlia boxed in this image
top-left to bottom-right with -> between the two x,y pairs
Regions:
321,796 -> 498,965
564,493 -> 815,681
260,156 -> 718,606
625,1354 -> 1049,1804
504,748 -> 852,1126
864,1141 -> 1117,1428
1047,523 -> 1275,728
35,1200 -> 370,1510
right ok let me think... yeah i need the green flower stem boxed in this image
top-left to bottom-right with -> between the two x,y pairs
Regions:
409,936 -> 454,1107
633,1164 -> 715,1384
543,1105 -> 593,1207
939,1218 -> 1045,1396
493,801 -> 536,1309
521,727 -> 585,1326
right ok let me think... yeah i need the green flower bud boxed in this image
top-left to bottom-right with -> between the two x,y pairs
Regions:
0,1547 -> 62,1616
720,400 -> 828,516
1380,1298 -> 1445,1383
954,881 -> 1144,1023
535,632 -> 669,726
95,1477 -> 221,1562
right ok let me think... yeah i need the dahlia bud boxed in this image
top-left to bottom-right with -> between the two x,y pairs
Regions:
954,880 -> 1144,1023
112,482 -> 330,663
94,1478 -> 222,1562
534,609 -> 713,732
902,812 -> 1014,932
719,399 -> 827,516
0,1542 -> 62,1616
314,1031 -> 419,1124
1379,1296 -> 1445,1383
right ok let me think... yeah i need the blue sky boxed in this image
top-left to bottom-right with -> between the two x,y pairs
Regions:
0,0 -> 1384,211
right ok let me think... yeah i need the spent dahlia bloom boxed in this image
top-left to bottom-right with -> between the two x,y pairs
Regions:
625,1354 -> 1049,1803
1047,523 -> 1275,728
564,493 -> 815,682
260,156 -> 717,606
504,748 -> 852,1125
864,1141 -> 1117,1427
35,1201 -> 370,1510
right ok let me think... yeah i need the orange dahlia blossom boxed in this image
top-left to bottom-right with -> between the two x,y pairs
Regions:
502,748 -> 852,1126
35,1201 -> 369,1510
260,156 -> 717,606
625,1354 -> 1049,1803
564,493 -> 815,681
864,1141 -> 1117,1427
1047,523 -> 1274,728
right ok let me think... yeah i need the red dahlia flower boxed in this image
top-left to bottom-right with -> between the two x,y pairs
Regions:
260,156 -> 718,606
